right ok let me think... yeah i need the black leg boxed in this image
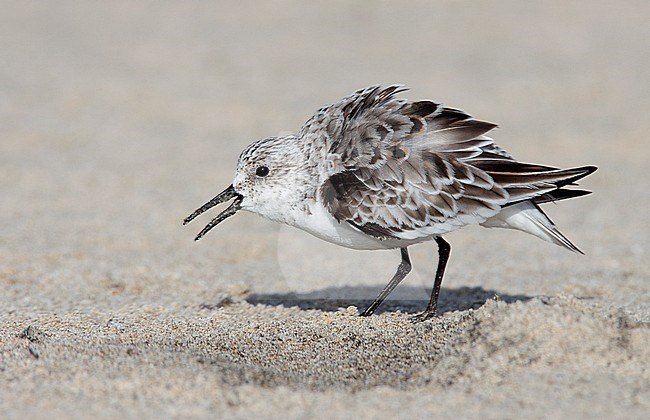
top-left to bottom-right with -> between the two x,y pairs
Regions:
360,247 -> 411,316
411,236 -> 451,322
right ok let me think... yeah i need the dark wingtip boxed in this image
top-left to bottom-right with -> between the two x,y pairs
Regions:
576,165 -> 598,179
532,189 -> 593,205
555,165 -> 598,188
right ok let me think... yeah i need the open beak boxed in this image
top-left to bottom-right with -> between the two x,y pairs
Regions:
183,185 -> 243,241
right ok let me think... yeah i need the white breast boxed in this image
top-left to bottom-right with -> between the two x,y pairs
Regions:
287,201 -> 424,250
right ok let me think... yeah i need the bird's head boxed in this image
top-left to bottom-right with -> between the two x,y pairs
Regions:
183,135 -> 309,240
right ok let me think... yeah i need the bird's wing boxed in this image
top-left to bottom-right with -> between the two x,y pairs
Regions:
304,85 -> 595,240
303,85 -> 515,239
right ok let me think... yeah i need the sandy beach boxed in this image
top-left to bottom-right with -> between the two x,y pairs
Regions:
2,1 -> 649,418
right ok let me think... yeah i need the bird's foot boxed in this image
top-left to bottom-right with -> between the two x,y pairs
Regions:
409,309 -> 437,323
359,301 -> 381,317
359,308 -> 374,317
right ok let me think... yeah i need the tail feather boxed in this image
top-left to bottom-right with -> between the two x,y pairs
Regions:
484,165 -> 596,189
477,163 -> 595,253
481,201 -> 583,253
478,164 -> 597,206
508,187 -> 593,205
533,188 -> 592,205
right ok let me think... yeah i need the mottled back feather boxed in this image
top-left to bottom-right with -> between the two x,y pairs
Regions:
300,85 -> 594,240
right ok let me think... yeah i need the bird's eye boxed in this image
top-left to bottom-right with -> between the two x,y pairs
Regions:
255,166 -> 270,177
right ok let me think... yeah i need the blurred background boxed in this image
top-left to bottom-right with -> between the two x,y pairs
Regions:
1,1 -> 648,314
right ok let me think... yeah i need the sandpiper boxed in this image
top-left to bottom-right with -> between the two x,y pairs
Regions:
184,85 -> 596,321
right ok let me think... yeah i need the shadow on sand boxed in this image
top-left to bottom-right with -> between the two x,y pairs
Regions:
246,286 -> 533,315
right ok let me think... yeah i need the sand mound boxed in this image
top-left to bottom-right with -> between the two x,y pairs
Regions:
4,296 -> 648,418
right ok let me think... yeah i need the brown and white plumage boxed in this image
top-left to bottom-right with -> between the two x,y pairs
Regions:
184,85 -> 597,319
302,85 -> 595,251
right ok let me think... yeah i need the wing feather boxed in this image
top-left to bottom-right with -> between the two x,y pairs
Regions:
304,86 -> 592,240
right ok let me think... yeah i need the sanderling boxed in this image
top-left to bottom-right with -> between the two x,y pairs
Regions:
184,85 -> 597,321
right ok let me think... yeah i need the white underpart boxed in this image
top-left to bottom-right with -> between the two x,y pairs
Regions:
281,199 -> 489,251
284,201 -> 418,250
391,214 -> 486,241
481,201 -> 580,252
283,198 -> 579,252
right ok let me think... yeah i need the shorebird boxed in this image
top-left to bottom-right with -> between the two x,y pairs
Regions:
184,85 -> 596,321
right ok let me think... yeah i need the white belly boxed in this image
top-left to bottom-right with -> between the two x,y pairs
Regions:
289,202 -> 427,250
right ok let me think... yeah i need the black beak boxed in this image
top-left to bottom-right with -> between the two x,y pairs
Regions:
183,185 -> 243,241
